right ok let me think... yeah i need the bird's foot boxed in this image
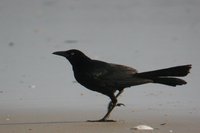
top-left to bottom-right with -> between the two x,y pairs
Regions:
87,119 -> 116,122
108,102 -> 125,110
116,103 -> 125,107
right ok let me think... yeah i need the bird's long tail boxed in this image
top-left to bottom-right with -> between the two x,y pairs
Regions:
136,64 -> 192,86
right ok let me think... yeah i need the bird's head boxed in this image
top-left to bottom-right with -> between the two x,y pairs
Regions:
53,49 -> 91,66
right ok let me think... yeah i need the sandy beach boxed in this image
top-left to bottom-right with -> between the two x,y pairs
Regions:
0,107 -> 199,133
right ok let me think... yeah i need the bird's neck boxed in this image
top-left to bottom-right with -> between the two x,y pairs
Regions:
69,57 -> 92,70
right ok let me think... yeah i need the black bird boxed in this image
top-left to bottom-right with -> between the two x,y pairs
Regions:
53,49 -> 191,122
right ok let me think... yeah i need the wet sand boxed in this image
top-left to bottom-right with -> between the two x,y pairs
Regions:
0,108 -> 199,133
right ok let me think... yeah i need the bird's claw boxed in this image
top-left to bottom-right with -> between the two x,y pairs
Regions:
87,119 -> 116,122
107,102 -> 125,110
116,103 -> 125,107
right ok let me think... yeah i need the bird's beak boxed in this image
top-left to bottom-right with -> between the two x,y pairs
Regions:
52,51 -> 66,57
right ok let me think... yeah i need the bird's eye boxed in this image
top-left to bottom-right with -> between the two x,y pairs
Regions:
71,52 -> 75,56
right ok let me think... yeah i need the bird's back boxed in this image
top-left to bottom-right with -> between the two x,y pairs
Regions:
73,60 -> 151,93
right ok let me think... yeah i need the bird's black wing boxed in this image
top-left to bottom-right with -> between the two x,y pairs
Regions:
90,61 -> 152,89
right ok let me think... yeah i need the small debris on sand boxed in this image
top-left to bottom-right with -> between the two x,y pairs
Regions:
8,42 -> 15,47
131,125 -> 154,131
160,123 -> 167,125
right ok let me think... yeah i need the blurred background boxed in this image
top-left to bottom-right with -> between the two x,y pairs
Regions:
0,0 -> 199,123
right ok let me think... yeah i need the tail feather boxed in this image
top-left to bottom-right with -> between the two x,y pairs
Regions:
153,77 -> 187,86
137,64 -> 191,78
136,64 -> 191,86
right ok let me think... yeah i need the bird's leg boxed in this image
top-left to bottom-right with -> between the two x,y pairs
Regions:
108,90 -> 124,111
87,90 -> 124,122
98,90 -> 125,122
87,93 -> 118,122
97,94 -> 118,122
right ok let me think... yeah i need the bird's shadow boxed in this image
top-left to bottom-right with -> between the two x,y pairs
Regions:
0,120 -> 116,126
